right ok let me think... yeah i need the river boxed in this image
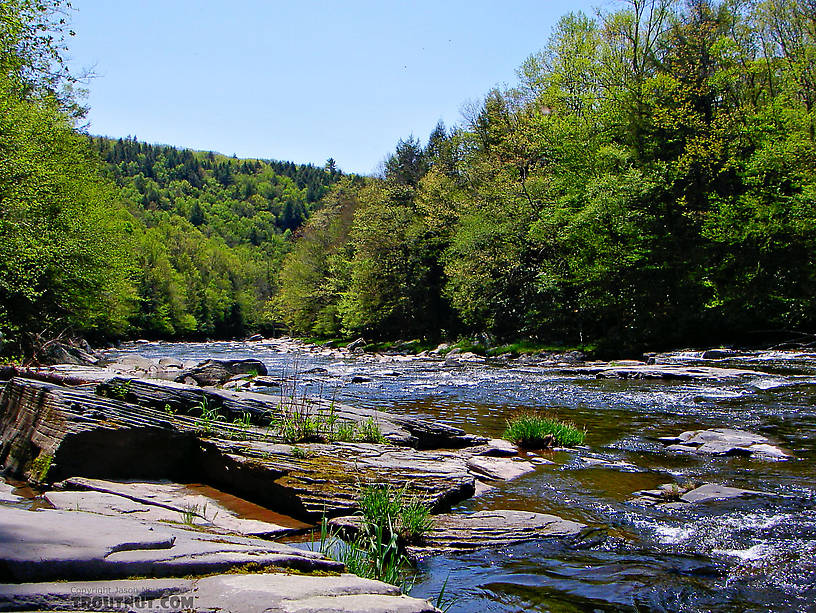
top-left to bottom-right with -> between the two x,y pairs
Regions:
106,341 -> 816,612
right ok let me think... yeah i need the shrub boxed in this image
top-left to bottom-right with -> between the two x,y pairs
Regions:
502,412 -> 586,448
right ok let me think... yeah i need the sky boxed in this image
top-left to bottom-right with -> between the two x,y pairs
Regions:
69,0 -> 604,175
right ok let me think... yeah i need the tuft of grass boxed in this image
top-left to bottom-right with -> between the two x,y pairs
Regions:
502,411 -> 586,448
359,484 -> 431,542
355,417 -> 385,443
310,484 -> 431,591
334,421 -> 356,442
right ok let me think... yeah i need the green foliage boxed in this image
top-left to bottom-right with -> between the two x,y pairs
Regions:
196,397 -> 223,435
503,412 -> 586,448
91,137 -> 342,340
278,0 -> 816,352
359,484 -> 431,542
315,515 -> 412,590
354,417 -> 385,443
0,74 -> 134,355
312,485 -> 430,590
29,452 -> 53,482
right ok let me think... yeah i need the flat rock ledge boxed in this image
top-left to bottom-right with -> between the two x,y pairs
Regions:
658,428 -> 792,459
0,377 -> 477,518
0,505 -> 339,583
0,573 -> 439,613
330,510 -> 588,558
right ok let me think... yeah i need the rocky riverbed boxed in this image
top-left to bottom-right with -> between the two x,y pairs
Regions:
2,339 -> 815,612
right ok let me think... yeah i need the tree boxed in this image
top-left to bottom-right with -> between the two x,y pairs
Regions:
0,74 -> 134,354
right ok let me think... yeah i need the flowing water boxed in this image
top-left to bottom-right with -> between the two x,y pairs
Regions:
106,341 -> 816,612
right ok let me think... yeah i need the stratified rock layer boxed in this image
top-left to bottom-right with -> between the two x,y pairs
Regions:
0,377 -> 475,517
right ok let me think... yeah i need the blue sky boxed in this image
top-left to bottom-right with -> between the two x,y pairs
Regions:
69,0 -> 604,174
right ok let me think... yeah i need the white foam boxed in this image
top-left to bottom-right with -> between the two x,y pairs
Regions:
714,543 -> 771,561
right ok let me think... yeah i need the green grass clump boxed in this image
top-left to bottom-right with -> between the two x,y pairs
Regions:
310,484 -> 431,591
359,484 -> 431,542
503,412 -> 586,448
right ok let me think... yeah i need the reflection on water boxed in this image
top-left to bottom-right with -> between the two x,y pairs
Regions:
107,341 -> 816,612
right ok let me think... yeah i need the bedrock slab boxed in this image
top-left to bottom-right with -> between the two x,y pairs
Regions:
330,509 -> 588,557
0,378 -> 476,518
0,573 -> 440,612
0,505 -> 339,583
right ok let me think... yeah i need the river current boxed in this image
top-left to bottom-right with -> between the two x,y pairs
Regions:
107,341 -> 816,612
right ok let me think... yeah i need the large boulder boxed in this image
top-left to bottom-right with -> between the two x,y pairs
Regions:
176,359 -> 268,386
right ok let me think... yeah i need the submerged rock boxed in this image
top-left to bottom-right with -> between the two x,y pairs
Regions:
659,428 -> 792,459
592,365 -> 766,380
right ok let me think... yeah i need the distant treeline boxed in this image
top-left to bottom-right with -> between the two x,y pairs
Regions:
276,0 -> 816,354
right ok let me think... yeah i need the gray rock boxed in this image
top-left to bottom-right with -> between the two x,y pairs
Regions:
0,506 -> 338,582
466,456 -> 535,481
346,338 -> 366,352
252,375 -> 282,387
0,574 -> 439,613
471,438 -> 519,457
117,354 -> 159,371
660,428 -> 791,459
331,510 -> 588,557
157,357 -> 185,368
47,478 -> 298,539
40,343 -> 99,367
680,483 -> 768,504
0,477 -> 22,503
175,359 -> 268,386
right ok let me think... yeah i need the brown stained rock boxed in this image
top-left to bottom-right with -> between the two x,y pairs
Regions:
47,478 -> 303,539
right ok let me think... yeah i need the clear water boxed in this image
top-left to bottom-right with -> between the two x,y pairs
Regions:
105,341 -> 816,612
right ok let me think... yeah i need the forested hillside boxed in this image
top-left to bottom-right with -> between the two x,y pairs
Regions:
277,0 -> 816,354
90,137 -> 339,339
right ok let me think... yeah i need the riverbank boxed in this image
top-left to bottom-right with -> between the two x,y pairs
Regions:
1,341 -> 815,611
